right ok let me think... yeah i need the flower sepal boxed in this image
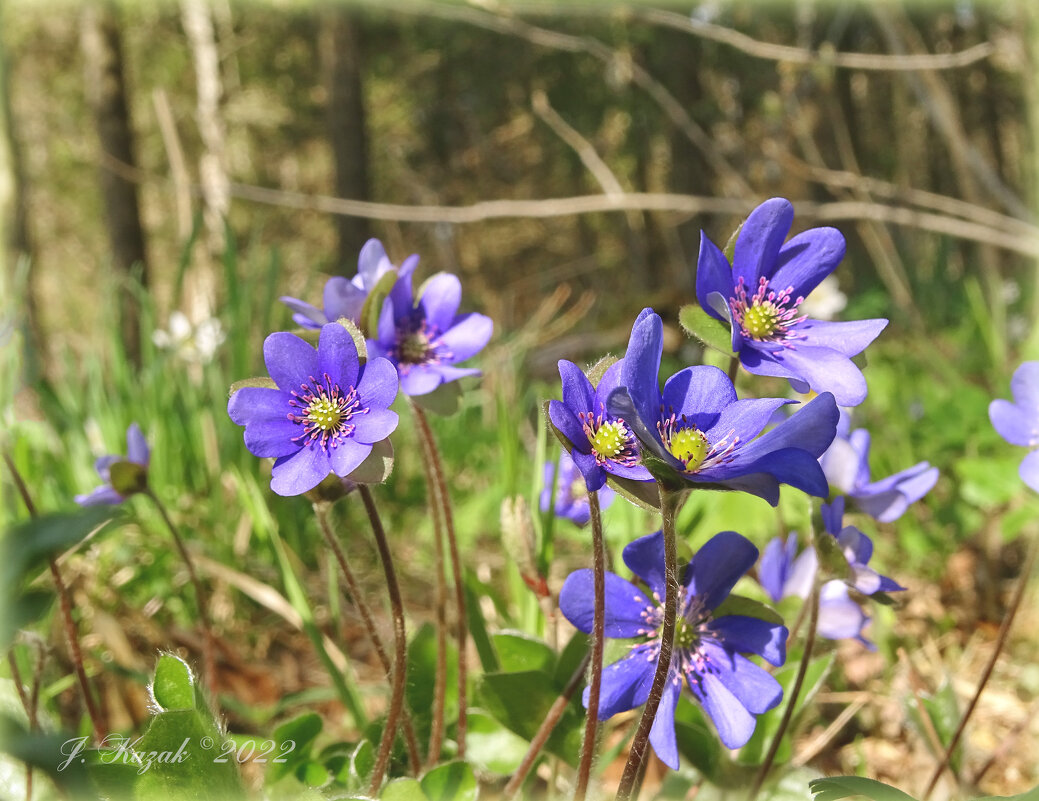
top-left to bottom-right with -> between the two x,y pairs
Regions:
228,376 -> 278,395
108,460 -> 149,498
813,525 -> 853,584
303,439 -> 397,504
412,379 -> 463,417
678,303 -> 733,357
357,269 -> 400,339
712,593 -> 784,628
335,316 -> 369,362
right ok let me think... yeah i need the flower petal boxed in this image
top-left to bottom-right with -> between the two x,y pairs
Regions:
736,392 -> 838,463
399,366 -> 444,396
792,318 -> 888,359
585,648 -> 655,719
696,232 -> 734,324
559,569 -> 657,638
270,446 -> 332,496
228,386 -> 290,426
437,312 -> 493,364
819,437 -> 864,496
318,323 -> 360,389
767,346 -> 869,407
549,400 -> 591,453
419,273 -> 462,333
264,332 -> 319,392
621,530 -> 667,600
350,408 -> 399,443
356,357 -> 400,409
691,670 -> 758,749
558,360 -> 595,413
771,226 -> 846,298
620,310 -> 664,433
126,423 -> 149,465
357,238 -> 390,288
323,276 -> 367,323
279,296 -> 327,328
743,447 -> 831,498
757,536 -> 793,603
701,642 -> 783,714
244,420 -> 301,459
1020,449 -> 1039,493
732,198 -> 793,287
817,581 -> 871,642
75,485 -> 124,506
704,397 -> 791,446
686,531 -> 758,611
648,671 -> 682,770
707,615 -> 787,666
989,398 -> 1039,447
662,365 -> 737,426
329,438 -> 372,478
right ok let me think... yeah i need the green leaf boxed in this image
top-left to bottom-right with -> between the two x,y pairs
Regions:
382,777 -> 428,801
678,303 -> 733,356
464,571 -> 500,673
266,712 -> 322,783
492,631 -> 555,673
406,623 -> 458,748
151,654 -> 195,711
2,506 -> 114,590
808,776 -> 918,801
975,785 -> 1039,801
350,438 -> 396,485
713,594 -> 784,627
344,739 -> 374,791
465,709 -> 530,776
672,698 -> 721,781
413,380 -> 463,417
419,760 -> 478,801
552,631 -> 590,690
907,680 -> 961,772
228,376 -> 277,396
0,715 -> 92,798
722,220 -> 743,263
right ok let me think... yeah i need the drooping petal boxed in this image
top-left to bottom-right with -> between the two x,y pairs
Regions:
355,357 -> 400,410
696,232 -> 735,324
318,323 -> 360,389
1019,449 -> 1039,493
621,530 -> 667,601
323,276 -> 367,323
707,616 -> 787,666
437,312 -> 493,364
419,273 -> 463,333
820,498 -> 845,537
585,648 -> 655,719
691,670 -> 758,749
732,198 -> 793,287
126,423 -> 149,465
94,455 -> 119,479
701,642 -> 783,714
264,332 -> 319,392
793,318 -> 888,359
270,446 -> 332,496
559,569 -> 657,638
696,471 -> 779,506
989,398 -> 1039,447
571,450 -> 606,492
329,438 -> 372,478
737,447 -> 830,499
350,408 -> 399,443
648,671 -> 682,770
685,531 -> 758,611
770,226 -> 846,299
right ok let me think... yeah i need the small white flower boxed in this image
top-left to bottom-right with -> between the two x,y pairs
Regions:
153,311 -> 225,364
799,274 -> 847,321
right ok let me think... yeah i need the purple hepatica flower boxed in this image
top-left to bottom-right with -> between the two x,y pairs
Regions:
368,264 -> 493,397
821,497 -> 905,596
75,423 -> 150,506
280,239 -> 419,329
696,198 -> 888,406
758,534 -> 873,648
548,358 -> 654,492
819,409 -> 938,523
228,323 -> 399,496
989,361 -> 1039,492
540,450 -> 616,525
560,530 -> 786,766
608,309 -> 838,505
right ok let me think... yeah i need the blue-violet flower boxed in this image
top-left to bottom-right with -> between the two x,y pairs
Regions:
820,497 -> 905,596
368,263 -> 493,396
228,323 -> 400,496
988,361 -> 1039,492
540,450 -> 616,525
608,308 -> 838,504
695,198 -> 888,406
280,239 -> 418,329
560,530 -> 786,766
75,423 -> 150,506
819,410 -> 938,522
548,358 -> 654,492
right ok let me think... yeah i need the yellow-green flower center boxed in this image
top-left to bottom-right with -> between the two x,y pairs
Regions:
400,332 -> 432,364
306,397 -> 343,431
668,427 -> 709,472
674,617 -> 700,651
591,421 -> 627,459
743,303 -> 779,339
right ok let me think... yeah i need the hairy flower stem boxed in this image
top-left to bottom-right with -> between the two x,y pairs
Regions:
574,490 -> 606,801
359,486 -> 409,796
615,487 -> 682,801
411,401 -> 469,759
144,489 -> 217,698
750,581 -> 820,801
313,502 -> 422,775
503,649 -> 592,799
411,401 -> 449,765
922,531 -> 1038,800
3,452 -> 106,743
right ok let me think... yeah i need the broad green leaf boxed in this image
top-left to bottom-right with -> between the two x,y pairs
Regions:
808,776 -> 918,801
0,715 -> 92,798
464,572 -> 500,673
552,631 -> 590,690
713,594 -> 784,627
465,709 -> 530,776
975,785 -> 1039,801
151,654 -> 195,711
672,698 -> 721,782
266,712 -> 323,783
382,777 -> 428,801
299,760 -> 330,787
678,303 -> 733,356
420,760 -> 478,801
347,739 -> 374,792
406,623 -> 458,748
2,506 -> 114,591
492,631 -> 555,674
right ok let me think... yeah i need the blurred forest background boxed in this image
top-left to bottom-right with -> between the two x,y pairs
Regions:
2,0 -> 1039,797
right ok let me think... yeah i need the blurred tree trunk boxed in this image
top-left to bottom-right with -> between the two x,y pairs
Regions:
81,3 -> 148,367
322,10 -> 371,272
